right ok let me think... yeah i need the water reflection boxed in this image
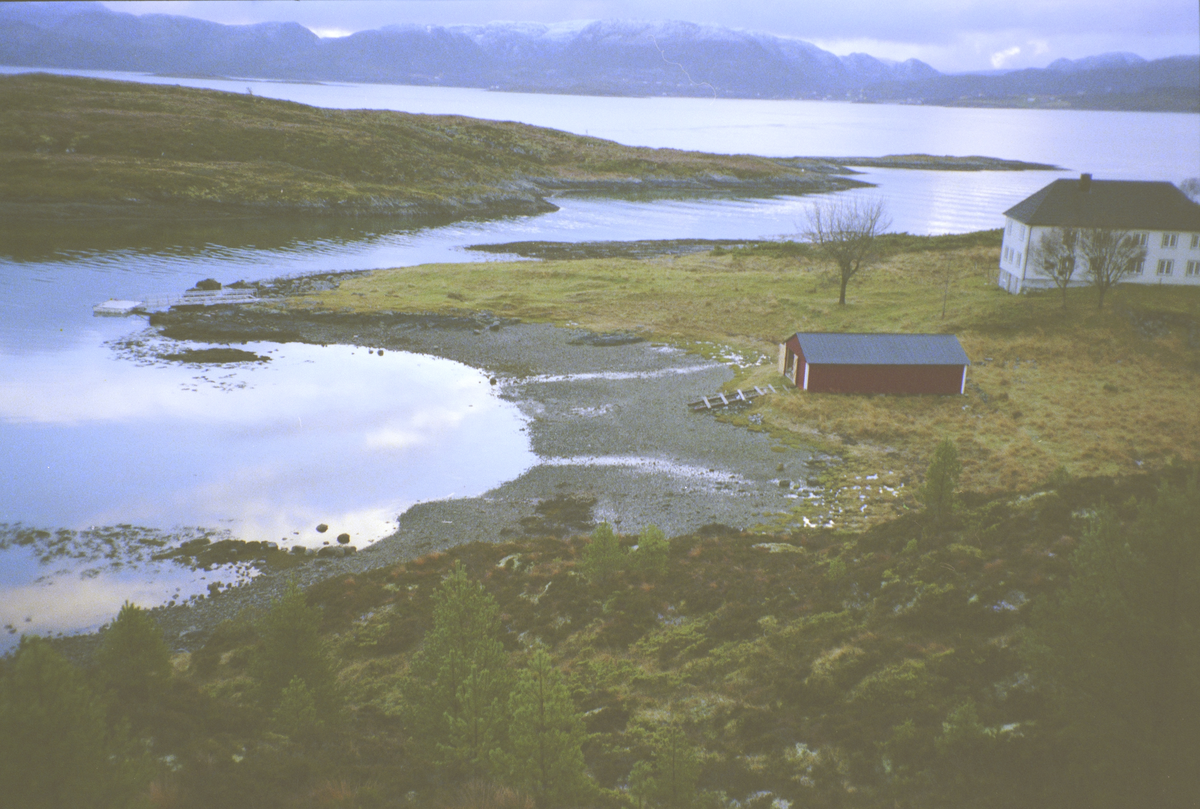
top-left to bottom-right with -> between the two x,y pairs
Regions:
1,544 -> 216,643
5,67 -> 1193,647
1,339 -> 533,647
1,341 -> 533,538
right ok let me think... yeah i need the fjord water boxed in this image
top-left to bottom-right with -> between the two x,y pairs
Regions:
2,67 -> 1196,645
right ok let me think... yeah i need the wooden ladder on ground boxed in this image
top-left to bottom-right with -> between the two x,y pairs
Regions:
688,384 -> 778,412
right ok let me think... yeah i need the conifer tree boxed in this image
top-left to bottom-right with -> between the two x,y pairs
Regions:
580,522 -> 624,585
630,524 -> 670,579
95,600 -> 171,706
1024,477 -> 1200,807
495,648 -> 591,805
0,636 -> 149,808
251,580 -> 339,718
407,561 -> 512,779
629,721 -> 701,809
272,675 -> 324,743
921,437 -> 961,521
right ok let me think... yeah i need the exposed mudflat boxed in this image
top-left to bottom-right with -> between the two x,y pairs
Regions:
114,301 -> 824,650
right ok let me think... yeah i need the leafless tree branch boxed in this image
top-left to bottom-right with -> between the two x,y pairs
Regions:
802,196 -> 890,305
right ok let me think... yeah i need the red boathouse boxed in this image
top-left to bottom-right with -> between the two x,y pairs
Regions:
778,333 -> 970,395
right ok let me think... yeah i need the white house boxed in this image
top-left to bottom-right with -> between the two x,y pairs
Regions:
998,174 -> 1200,294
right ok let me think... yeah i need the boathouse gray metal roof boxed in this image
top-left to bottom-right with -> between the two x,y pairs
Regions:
793,333 -> 970,366
1004,177 -> 1200,231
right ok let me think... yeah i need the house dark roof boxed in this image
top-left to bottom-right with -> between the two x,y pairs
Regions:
793,333 -> 970,366
1004,177 -> 1200,231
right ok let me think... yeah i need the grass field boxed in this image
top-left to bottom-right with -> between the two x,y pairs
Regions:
296,231 -> 1200,523
0,73 -> 861,215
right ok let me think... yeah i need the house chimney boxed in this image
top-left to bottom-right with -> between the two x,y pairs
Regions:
1080,173 -> 1092,192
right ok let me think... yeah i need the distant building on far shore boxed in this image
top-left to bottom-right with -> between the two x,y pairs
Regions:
998,174 -> 1200,294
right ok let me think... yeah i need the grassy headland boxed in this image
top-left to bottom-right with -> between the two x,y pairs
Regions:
295,232 -> 1200,526
0,73 -> 852,219
0,74 -> 1053,222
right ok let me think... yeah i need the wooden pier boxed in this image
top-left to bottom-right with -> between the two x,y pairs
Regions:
688,384 -> 779,412
93,288 -> 257,316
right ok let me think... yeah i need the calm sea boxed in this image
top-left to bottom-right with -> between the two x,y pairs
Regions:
1,66 -> 1196,644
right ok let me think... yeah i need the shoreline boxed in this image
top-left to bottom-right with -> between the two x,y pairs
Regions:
52,301 -> 827,657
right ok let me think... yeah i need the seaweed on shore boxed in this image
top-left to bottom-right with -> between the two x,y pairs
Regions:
157,347 -> 271,364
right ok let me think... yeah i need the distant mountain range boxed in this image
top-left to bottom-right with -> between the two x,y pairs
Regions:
2,2 -> 1196,112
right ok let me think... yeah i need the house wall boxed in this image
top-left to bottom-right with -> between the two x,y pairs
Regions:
998,217 -> 1032,293
998,218 -> 1200,294
807,363 -> 966,395
780,335 -> 807,388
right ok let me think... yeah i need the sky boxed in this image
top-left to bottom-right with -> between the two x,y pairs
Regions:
103,0 -> 1200,74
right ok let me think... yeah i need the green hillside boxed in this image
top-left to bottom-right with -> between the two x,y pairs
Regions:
0,74 -> 862,219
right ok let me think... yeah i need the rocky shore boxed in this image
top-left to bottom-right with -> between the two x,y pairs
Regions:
102,294 -> 826,652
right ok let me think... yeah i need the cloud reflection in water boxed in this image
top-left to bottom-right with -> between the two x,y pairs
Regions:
2,341 -> 533,541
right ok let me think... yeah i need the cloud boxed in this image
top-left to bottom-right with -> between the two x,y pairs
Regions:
991,46 -> 1022,69
97,1 -> 1200,72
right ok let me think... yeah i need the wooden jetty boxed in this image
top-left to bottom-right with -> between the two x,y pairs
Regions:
688,384 -> 778,412
93,288 -> 257,316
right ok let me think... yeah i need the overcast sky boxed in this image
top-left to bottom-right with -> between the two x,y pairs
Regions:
103,1 -> 1199,73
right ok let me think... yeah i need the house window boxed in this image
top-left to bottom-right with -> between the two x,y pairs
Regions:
1016,252 -> 1022,267
1191,234 -> 1199,249
1130,232 -> 1148,247
1161,233 -> 1178,248
1186,260 -> 1200,277
1131,260 -> 1145,275
1157,259 -> 1174,276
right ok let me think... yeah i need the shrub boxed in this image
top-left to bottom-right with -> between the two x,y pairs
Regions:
580,522 -> 624,586
95,601 -> 171,705
405,561 -> 512,779
250,580 -> 339,718
629,721 -> 701,809
0,636 -> 150,807
630,524 -> 670,579
921,438 -> 961,521
272,676 -> 324,744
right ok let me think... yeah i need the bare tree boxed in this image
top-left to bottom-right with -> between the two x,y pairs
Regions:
1079,228 -> 1147,309
803,196 -> 891,305
1033,226 -> 1081,309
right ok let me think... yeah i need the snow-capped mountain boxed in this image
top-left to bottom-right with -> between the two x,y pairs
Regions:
1,3 -> 1194,110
